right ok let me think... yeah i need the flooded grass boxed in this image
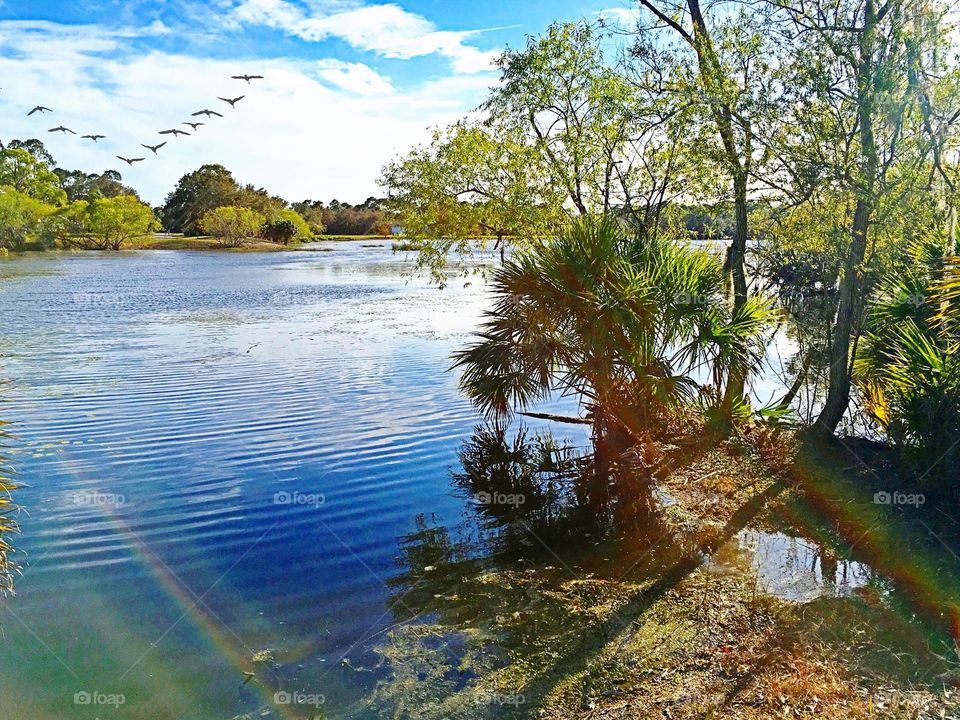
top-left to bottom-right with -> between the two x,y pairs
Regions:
125,234 -> 332,252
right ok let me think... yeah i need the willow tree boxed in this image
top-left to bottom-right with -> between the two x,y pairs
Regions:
382,20 -> 700,280
381,119 -> 567,281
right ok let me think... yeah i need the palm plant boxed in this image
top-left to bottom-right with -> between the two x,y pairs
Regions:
452,216 -> 775,446
855,242 -> 960,489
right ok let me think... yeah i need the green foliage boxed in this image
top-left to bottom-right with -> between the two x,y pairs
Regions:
855,242 -> 960,489
0,147 -> 66,205
453,216 -> 775,436
237,184 -> 286,221
161,164 -> 241,235
382,20 -> 702,281
382,119 -> 566,278
261,218 -> 298,245
55,168 -> 136,203
0,187 -> 56,250
292,198 -> 386,236
60,195 -> 157,250
271,208 -> 311,240
290,200 -> 327,235
199,205 -> 266,247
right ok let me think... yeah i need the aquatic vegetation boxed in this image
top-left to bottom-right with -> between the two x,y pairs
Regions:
0,419 -> 19,596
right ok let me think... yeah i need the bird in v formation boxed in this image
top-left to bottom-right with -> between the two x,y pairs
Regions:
24,73 -> 262,170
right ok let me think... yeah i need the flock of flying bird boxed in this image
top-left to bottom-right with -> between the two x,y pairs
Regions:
24,74 -> 264,167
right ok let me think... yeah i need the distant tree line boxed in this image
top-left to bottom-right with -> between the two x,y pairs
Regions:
158,163 -> 392,239
0,142 -> 395,251
290,197 -> 392,236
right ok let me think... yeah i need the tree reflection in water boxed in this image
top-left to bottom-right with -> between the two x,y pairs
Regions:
368,424 -> 960,719
373,423 -> 696,718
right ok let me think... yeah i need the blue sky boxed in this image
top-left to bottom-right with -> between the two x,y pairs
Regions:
0,0 -> 631,204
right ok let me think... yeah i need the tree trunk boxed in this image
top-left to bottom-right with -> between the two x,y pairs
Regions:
946,198 -> 957,256
815,6 -> 879,438
814,196 -> 870,435
721,173 -> 750,415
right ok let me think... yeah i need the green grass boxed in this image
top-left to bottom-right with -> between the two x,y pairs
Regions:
392,240 -> 425,251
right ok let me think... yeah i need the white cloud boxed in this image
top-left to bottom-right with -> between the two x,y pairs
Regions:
0,21 -> 491,204
593,7 -> 641,27
314,59 -> 393,95
232,0 -> 498,73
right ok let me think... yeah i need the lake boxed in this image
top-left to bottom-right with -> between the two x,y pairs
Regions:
0,242 -> 949,719
0,241 -> 550,719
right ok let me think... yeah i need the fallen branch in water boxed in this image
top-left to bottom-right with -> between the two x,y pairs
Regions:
519,411 -> 592,425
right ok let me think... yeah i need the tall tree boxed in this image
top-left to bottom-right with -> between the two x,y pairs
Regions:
0,147 -> 66,205
59,195 -> 156,250
771,0 -> 920,436
632,0 -> 777,412
161,164 -> 241,235
383,20 -> 699,279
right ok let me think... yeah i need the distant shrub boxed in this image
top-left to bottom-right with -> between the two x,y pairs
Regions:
262,218 -> 298,245
200,206 -> 265,247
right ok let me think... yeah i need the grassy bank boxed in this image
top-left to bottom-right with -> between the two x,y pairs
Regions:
124,234 -> 319,252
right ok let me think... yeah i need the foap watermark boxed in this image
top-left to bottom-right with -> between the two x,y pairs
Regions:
894,291 -> 927,308
274,690 -> 325,708
63,490 -> 126,509
673,292 -> 711,306
73,690 -> 126,708
274,490 -> 325,507
474,691 -> 526,707
874,490 -> 925,507
475,491 -> 526,507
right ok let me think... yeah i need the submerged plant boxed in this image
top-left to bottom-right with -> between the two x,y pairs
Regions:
0,419 -> 19,595
452,216 -> 775,443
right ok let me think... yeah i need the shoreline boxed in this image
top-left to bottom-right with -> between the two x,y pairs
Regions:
0,233 -> 395,255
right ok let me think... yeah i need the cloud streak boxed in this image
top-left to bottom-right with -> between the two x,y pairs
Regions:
231,0 -> 498,73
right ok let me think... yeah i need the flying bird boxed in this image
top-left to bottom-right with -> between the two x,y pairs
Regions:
116,156 -> 145,166
159,128 -> 190,137
48,125 -> 76,134
81,134 -> 106,142
141,142 -> 166,154
192,109 -> 223,118
28,105 -> 52,116
231,75 -> 263,83
183,122 -> 205,130
217,95 -> 245,109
